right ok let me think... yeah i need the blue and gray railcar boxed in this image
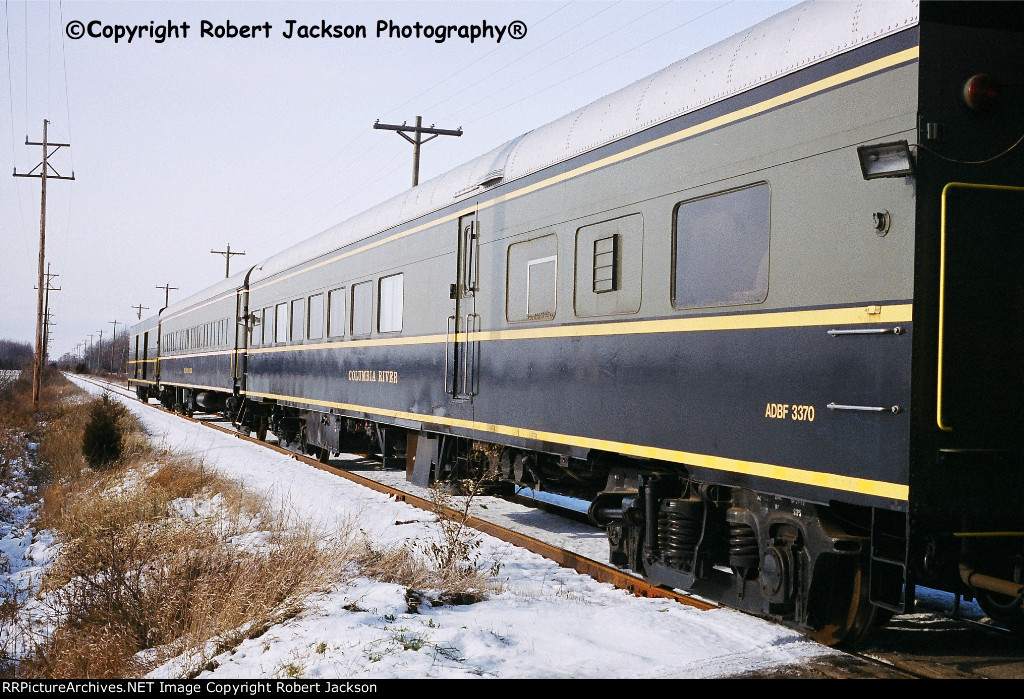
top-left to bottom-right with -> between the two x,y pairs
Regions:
129,0 -> 1023,646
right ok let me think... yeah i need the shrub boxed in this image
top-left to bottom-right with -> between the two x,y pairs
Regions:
81,394 -> 125,469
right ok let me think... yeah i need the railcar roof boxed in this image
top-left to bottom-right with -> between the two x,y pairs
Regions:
247,0 -> 917,284
129,314 -> 160,337
159,268 -> 252,324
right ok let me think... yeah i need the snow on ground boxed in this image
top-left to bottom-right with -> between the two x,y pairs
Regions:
0,425 -> 57,662
59,375 -> 844,678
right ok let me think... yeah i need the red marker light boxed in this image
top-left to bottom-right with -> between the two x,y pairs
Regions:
962,73 -> 999,110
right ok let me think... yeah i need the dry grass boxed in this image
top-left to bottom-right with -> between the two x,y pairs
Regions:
18,450 -> 359,679
4,383 -> 356,679
5,376 -> 501,679
1,370 -> 84,675
355,477 -> 501,608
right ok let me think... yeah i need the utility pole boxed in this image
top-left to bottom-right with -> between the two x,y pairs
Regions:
43,266 -> 60,363
44,313 -> 56,363
35,264 -> 60,364
14,119 -> 74,403
373,116 -> 462,187
95,330 -> 104,372
87,334 -> 94,372
156,283 -> 178,310
109,320 -> 120,373
211,243 -> 245,278
133,303 -> 149,320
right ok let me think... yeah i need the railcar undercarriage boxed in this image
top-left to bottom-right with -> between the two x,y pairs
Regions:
173,394 -> 1023,646
588,470 -> 881,646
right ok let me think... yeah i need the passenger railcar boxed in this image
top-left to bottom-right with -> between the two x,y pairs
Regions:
129,0 -> 1023,646
126,312 -> 160,395
136,273 -> 247,414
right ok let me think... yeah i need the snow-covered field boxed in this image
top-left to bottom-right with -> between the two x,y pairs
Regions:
2,375 -> 846,679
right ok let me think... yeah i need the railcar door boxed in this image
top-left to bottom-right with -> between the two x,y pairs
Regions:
233,289 -> 247,391
141,332 -> 149,380
936,183 -> 1024,444
445,212 -> 480,404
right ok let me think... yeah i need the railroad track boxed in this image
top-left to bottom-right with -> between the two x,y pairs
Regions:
70,374 -> 714,612
69,375 -> 1023,679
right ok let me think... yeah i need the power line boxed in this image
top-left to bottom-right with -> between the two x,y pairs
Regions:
5,0 -> 32,264
458,1 -> 735,130
380,1 -> 579,122
420,1 -> 627,121
58,0 -> 72,169
247,3 -> 581,240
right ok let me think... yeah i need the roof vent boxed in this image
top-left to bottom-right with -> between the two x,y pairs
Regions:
454,169 -> 504,199
476,168 -> 504,188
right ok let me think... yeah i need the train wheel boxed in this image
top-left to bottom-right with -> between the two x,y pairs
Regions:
805,556 -> 877,648
974,558 -> 1023,632
977,591 -> 1023,632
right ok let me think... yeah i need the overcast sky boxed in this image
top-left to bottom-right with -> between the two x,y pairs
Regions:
1,0 -> 799,359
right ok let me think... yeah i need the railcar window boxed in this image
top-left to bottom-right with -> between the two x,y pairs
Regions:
290,299 -> 304,342
672,182 -> 770,309
275,303 -> 288,343
507,234 -> 558,322
328,288 -> 346,338
574,214 -> 643,317
527,257 -> 557,318
378,274 -> 404,333
351,282 -> 372,336
308,293 -> 324,340
262,307 -> 272,345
